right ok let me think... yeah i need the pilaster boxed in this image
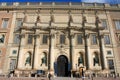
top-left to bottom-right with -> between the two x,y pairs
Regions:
100,35 -> 108,70
70,33 -> 76,71
49,29 -> 55,71
33,33 -> 40,69
17,34 -> 26,69
85,33 -> 92,70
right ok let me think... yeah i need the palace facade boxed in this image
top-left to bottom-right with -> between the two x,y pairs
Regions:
0,2 -> 120,77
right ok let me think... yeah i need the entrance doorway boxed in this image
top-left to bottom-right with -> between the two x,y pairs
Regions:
57,55 -> 68,77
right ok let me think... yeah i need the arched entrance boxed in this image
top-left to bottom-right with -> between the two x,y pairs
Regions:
57,55 -> 68,77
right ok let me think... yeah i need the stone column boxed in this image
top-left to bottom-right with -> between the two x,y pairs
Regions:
95,15 -> 108,70
82,16 -> 91,70
85,33 -> 92,70
17,34 -> 25,69
49,30 -> 55,72
100,35 -> 108,69
70,33 -> 76,71
33,34 -> 40,69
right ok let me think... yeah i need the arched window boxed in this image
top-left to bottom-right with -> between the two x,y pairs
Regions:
41,52 -> 47,66
78,52 -> 84,66
25,52 -> 31,66
93,52 -> 99,66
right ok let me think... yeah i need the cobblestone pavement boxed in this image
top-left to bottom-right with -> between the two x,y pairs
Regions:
0,77 -> 120,80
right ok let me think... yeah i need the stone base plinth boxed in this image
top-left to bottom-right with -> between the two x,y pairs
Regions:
14,69 -> 36,77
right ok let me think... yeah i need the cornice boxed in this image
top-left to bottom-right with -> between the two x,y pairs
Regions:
0,2 -> 120,11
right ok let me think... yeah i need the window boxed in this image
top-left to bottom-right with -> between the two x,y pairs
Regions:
2,19 -> 9,28
60,34 -> 65,44
101,20 -> 107,29
42,34 -> 48,44
14,34 -> 20,44
77,34 -> 83,44
12,50 -> 17,54
104,35 -> 110,44
10,59 -> 16,71
16,19 -> 22,28
0,34 -> 5,43
92,34 -> 97,44
108,59 -> 114,70
114,20 -> 120,30
107,51 -> 112,55
28,35 -> 33,44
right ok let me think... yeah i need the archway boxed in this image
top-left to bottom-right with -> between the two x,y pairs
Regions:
57,55 -> 68,77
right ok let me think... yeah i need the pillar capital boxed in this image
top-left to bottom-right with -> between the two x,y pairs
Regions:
49,33 -> 55,38
100,33 -> 104,38
19,34 -> 25,38
85,33 -> 90,38
70,33 -> 75,38
34,34 -> 40,38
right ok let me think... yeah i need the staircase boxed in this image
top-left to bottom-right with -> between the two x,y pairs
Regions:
51,77 -> 120,80
0,77 -> 120,80
51,77 -> 78,80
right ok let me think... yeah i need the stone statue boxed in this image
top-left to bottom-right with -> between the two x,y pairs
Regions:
25,54 -> 31,66
36,16 -> 40,22
0,35 -> 5,43
41,55 -> 47,66
78,57 -> 83,66
94,56 -> 99,66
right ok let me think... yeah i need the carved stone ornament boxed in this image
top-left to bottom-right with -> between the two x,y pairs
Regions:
116,33 -> 120,42
20,34 -> 25,38
96,16 -> 101,23
82,16 -> 87,23
100,33 -> 104,38
35,34 -> 40,38
58,45 -> 67,53
36,16 -> 40,23
50,33 -> 55,38
49,15 -> 54,26
70,33 -> 75,38
23,14 -> 27,22
69,15 -> 73,23
85,33 -> 90,38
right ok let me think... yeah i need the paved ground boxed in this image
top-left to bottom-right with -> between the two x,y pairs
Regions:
0,77 -> 120,80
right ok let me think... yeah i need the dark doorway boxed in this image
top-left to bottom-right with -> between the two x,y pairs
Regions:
108,59 -> 115,74
57,55 -> 68,77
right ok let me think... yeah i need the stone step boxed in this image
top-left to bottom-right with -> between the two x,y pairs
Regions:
51,77 -> 120,80
0,77 -> 120,80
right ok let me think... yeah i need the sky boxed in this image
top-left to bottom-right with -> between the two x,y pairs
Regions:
0,0 -> 120,4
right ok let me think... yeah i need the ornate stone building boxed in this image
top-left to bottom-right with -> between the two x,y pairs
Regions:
0,2 -> 120,77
